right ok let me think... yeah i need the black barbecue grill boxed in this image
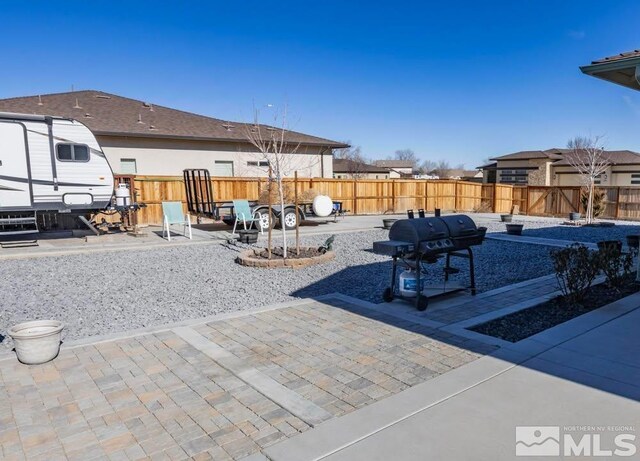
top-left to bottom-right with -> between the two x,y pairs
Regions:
373,214 -> 486,311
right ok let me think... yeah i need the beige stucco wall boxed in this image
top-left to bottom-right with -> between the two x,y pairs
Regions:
552,165 -> 640,186
97,135 -> 334,178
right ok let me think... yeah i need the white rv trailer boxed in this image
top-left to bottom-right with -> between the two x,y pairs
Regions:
0,112 -> 114,230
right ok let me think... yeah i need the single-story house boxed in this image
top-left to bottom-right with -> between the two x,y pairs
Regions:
480,148 -> 640,186
0,90 -> 347,177
333,158 -> 391,179
373,160 -> 414,178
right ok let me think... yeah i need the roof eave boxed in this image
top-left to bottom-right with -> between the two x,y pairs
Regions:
94,130 -> 348,148
580,57 -> 640,91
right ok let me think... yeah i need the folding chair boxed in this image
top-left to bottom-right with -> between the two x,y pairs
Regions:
232,200 -> 264,235
162,201 -> 192,241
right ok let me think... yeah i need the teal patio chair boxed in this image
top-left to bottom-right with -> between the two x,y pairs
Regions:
232,199 -> 264,235
162,201 -> 192,241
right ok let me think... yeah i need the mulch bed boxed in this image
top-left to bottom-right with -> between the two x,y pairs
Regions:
469,274 -> 640,342
254,247 -> 325,259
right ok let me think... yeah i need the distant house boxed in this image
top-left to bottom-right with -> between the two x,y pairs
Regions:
428,168 -> 483,182
0,90 -> 347,178
333,158 -> 391,179
373,160 -> 414,178
480,148 -> 640,186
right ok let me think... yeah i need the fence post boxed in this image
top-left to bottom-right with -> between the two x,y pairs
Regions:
615,187 -> 621,219
455,181 -> 461,212
492,184 -> 498,213
423,181 -> 428,211
353,180 -> 358,215
391,180 -> 396,213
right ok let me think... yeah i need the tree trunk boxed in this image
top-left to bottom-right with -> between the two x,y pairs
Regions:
277,174 -> 288,258
587,181 -> 595,224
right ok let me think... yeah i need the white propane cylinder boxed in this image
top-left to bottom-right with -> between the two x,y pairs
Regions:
399,269 -> 422,297
115,183 -> 131,207
312,195 -> 333,217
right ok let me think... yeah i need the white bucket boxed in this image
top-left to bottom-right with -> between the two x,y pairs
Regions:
8,320 -> 65,365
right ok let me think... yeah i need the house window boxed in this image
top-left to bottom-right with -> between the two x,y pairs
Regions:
594,174 -> 602,185
56,143 -> 90,162
119,158 -> 137,174
247,161 -> 269,167
632,173 -> 640,185
213,161 -> 234,177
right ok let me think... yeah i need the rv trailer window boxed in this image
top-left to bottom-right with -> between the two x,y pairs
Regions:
57,144 -> 73,160
56,143 -> 90,162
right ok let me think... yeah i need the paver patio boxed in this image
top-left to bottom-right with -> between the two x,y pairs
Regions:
0,297 -> 495,460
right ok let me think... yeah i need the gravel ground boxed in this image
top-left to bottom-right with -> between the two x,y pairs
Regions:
0,229 -> 555,348
480,218 -> 640,243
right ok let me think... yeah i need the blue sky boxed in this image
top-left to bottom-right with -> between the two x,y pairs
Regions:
1,1 -> 639,167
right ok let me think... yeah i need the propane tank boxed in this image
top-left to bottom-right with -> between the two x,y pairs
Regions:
399,269 -> 422,297
115,183 -> 131,207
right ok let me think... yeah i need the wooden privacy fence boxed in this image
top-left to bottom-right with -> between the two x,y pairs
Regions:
519,186 -> 640,220
112,176 -> 640,225
119,176 -> 512,225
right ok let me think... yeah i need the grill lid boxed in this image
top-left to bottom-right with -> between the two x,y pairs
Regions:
389,217 -> 449,245
438,215 -> 478,238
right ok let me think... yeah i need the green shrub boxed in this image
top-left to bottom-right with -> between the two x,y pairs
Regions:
551,244 -> 599,304
597,243 -> 634,289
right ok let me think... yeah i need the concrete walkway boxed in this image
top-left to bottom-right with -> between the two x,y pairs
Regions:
259,293 -> 640,461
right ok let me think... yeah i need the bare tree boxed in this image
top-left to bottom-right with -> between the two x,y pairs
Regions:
565,135 -> 610,224
431,160 -> 452,179
393,148 -> 419,170
418,159 -> 437,175
334,143 -> 370,179
244,105 -> 307,258
334,142 -> 361,160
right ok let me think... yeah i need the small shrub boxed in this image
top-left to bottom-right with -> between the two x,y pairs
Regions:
551,244 -> 599,304
473,201 -> 492,213
580,188 -> 606,218
258,182 -> 293,205
597,242 -> 634,289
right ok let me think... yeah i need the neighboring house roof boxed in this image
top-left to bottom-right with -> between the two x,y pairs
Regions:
490,149 -> 566,161
373,160 -> 414,169
484,148 -> 640,168
580,49 -> 640,91
553,150 -> 640,166
333,158 -> 390,173
426,169 -> 482,178
591,49 -> 640,64
477,162 -> 497,170
0,90 -> 348,148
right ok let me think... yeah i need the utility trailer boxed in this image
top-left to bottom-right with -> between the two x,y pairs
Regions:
183,169 -> 306,231
0,112 -> 114,237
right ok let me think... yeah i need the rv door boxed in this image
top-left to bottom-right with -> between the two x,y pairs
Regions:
0,122 -> 32,208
